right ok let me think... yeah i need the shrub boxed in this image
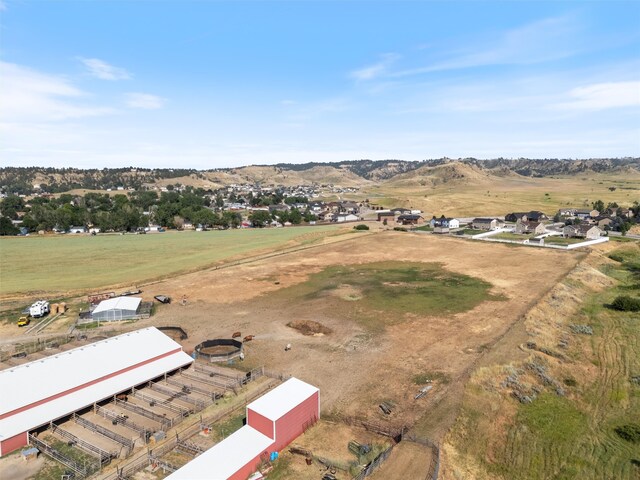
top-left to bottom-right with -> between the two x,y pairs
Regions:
353,224 -> 369,231
393,227 -> 407,232
610,295 -> 640,312
614,424 -> 640,443
608,253 -> 624,263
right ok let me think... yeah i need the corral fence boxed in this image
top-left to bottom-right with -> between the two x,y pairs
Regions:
351,444 -> 395,480
338,416 -> 440,480
29,433 -> 95,479
157,326 -> 188,340
403,433 -> 440,480
100,378 -> 282,480
193,338 -> 243,362
0,334 -> 72,362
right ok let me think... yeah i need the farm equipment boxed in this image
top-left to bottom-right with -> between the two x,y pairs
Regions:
348,440 -> 371,457
154,295 -> 171,304
17,316 -> 30,327
414,385 -> 433,400
379,401 -> 394,415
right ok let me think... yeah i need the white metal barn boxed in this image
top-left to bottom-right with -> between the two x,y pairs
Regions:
0,327 -> 193,456
92,296 -> 142,322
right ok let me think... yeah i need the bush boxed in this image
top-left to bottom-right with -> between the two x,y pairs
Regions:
393,227 -> 407,232
353,224 -> 369,231
610,295 -> 640,312
614,424 -> 640,443
608,253 -> 624,263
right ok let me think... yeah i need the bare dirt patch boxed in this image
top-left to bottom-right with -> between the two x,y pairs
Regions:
287,320 -> 333,336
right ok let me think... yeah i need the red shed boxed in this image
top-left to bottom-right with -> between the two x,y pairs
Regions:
247,377 -> 319,451
166,377 -> 319,480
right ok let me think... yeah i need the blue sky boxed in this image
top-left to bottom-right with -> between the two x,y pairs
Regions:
1,1 -> 639,168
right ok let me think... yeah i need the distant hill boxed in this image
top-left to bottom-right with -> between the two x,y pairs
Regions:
1,158 -> 638,194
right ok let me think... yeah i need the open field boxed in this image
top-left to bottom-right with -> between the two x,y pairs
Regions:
69,232 -> 581,461
362,172 -> 640,216
272,261 -> 505,332
0,229 -> 603,478
0,225 -> 350,297
441,243 -> 640,480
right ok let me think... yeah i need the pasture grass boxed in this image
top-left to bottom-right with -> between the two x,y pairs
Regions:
275,261 -> 504,332
445,245 -> 640,480
0,226 -> 342,296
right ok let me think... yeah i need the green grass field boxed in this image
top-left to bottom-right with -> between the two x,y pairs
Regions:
0,226 -> 343,296
274,261 -> 504,331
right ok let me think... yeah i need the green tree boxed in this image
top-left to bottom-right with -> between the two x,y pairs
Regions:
0,195 -> 25,219
222,211 -> 242,229
592,199 -> 605,213
620,222 -> 632,236
249,210 -> 271,228
289,208 -> 302,224
0,216 -> 19,235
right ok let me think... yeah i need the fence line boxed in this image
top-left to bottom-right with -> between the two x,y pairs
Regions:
100,379 -> 280,480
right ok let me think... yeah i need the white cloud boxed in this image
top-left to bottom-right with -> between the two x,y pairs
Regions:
555,81 -> 640,110
392,15 -> 583,77
350,53 -> 399,81
79,57 -> 131,80
125,92 -> 165,109
0,61 -> 115,121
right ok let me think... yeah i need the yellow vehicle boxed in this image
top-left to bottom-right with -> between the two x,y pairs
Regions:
17,316 -> 30,327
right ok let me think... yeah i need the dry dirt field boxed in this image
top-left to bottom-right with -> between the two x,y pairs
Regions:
1,231 -> 587,479
132,233 -> 582,448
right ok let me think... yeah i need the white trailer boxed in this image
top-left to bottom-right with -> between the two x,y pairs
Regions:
29,300 -> 50,318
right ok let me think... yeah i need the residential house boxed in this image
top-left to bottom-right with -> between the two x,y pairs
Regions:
506,211 -> 548,223
447,218 -> 461,229
269,204 -> 290,213
616,208 -> 632,219
563,224 -> 602,239
429,215 -> 460,229
514,219 -> 546,235
525,211 -> 548,222
397,214 -> 424,226
335,213 -> 359,223
318,211 -> 335,222
341,201 -> 360,214
377,211 -> 396,223
557,208 -> 577,217
505,212 -> 529,223
593,216 -> 614,229
575,209 -> 599,220
472,218 -> 504,231
391,207 -> 412,215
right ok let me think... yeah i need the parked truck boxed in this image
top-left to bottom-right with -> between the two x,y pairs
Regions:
17,316 -> 30,327
29,300 -> 50,318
